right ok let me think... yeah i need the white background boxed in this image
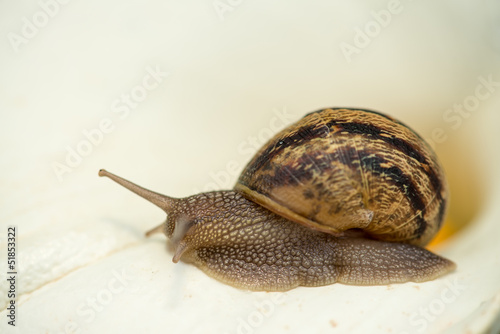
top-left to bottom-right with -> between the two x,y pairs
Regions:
1,1 -> 500,333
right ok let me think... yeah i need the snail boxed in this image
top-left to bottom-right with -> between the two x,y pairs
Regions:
99,108 -> 455,291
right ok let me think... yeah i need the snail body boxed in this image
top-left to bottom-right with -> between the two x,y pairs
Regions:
99,108 -> 455,291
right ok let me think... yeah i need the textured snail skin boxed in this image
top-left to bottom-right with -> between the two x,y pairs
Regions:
172,191 -> 455,291
99,108 -> 455,291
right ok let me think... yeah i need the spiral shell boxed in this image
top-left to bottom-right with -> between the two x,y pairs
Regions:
235,108 -> 448,246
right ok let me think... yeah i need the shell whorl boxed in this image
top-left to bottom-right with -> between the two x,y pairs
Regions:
235,108 -> 448,246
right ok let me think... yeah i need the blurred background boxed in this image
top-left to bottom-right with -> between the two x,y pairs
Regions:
1,1 -> 499,333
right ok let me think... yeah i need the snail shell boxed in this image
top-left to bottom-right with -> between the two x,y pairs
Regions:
236,108 -> 448,246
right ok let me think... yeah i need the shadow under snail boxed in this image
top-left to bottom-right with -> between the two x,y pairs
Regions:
99,108 -> 455,291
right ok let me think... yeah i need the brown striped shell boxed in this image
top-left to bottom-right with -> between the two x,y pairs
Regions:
235,108 -> 448,246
